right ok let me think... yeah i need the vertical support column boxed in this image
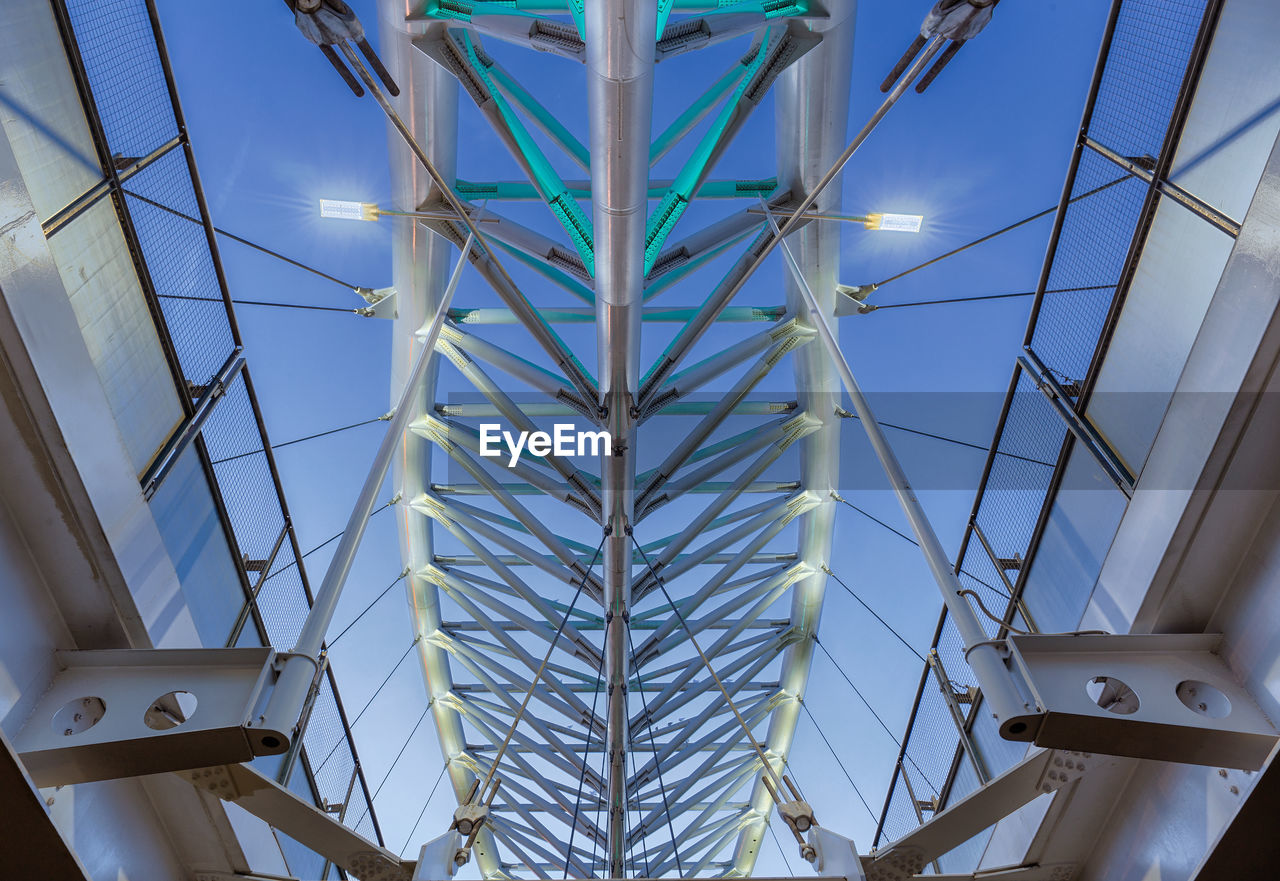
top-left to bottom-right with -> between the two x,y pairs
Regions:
586,0 -> 656,872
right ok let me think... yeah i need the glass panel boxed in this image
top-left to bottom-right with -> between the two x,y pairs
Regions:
276,764 -> 329,880
44,196 -> 183,473
1087,196 -> 1234,476
0,0 -> 103,220
1021,448 -> 1129,633
148,446 -> 245,646
935,760 -> 990,875
971,700 -> 1027,779
1168,0 -> 1280,222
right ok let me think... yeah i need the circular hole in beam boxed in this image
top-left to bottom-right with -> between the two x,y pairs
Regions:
1085,676 -> 1140,715
144,690 -> 198,731
1176,679 -> 1231,719
52,696 -> 106,736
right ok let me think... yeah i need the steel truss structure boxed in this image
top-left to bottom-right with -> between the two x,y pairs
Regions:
375,0 -> 854,876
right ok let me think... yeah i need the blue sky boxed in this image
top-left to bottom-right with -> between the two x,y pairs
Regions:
156,0 -> 1110,872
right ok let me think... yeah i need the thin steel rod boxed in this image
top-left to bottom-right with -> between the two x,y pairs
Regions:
758,200 -> 1028,727
262,234 -> 474,740
124,188 -> 366,291
628,627 -> 684,877
478,535 -> 607,797
745,207 -> 870,224
628,531 -> 784,793
564,643 -> 608,878
335,40 -> 598,405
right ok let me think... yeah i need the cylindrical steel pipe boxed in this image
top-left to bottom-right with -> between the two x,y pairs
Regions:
586,0 -> 656,871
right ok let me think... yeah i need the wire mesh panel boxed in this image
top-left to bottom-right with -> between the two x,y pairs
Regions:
61,0 -> 178,160
126,150 -> 237,384
1030,150 -> 1148,385
1087,0 -> 1209,163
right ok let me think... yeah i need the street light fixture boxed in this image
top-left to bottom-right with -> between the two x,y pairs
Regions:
318,199 -> 497,223
319,199 -> 380,221
861,212 -> 924,232
746,206 -> 924,232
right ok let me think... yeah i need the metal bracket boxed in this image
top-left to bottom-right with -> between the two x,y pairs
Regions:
1033,749 -> 1094,795
1000,633 -> 1278,770
834,282 -> 879,317
865,845 -> 927,881
179,762 -> 412,881
414,831 -> 463,879
808,826 -> 868,880
1018,348 -> 1134,497
141,350 -> 245,500
929,649 -> 988,785
15,648 -> 288,788
866,748 -> 1111,881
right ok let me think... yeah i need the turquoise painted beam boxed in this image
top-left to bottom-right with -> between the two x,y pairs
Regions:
650,65 -> 745,166
643,224 -> 759,300
489,238 -> 595,305
487,65 -> 590,170
456,179 -> 776,200
459,32 -> 596,274
417,0 -> 806,17
655,0 -> 675,38
643,35 -> 773,273
448,305 -> 785,324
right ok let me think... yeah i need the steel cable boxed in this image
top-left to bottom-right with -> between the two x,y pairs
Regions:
829,495 -> 1008,599
477,535 -> 607,797
871,176 -> 1132,289
819,565 -> 926,663
627,626 -> 684,878
799,701 -> 878,824
159,293 -> 363,313
327,568 -> 411,649
262,499 -> 395,584
628,530 -> 784,794
873,284 -> 1114,311
212,415 -> 388,465
812,638 -> 940,795
313,636 -> 421,774
564,639 -> 608,879
400,762 -> 450,857
124,188 -> 365,290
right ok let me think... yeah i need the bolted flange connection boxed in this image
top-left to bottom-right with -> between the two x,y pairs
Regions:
763,772 -> 818,861
449,774 -> 501,866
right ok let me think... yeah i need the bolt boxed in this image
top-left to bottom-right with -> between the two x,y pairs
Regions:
1219,769 -> 1229,778
1230,785 -> 1239,795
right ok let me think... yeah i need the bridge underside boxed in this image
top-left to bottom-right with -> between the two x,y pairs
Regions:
378,0 -> 853,875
